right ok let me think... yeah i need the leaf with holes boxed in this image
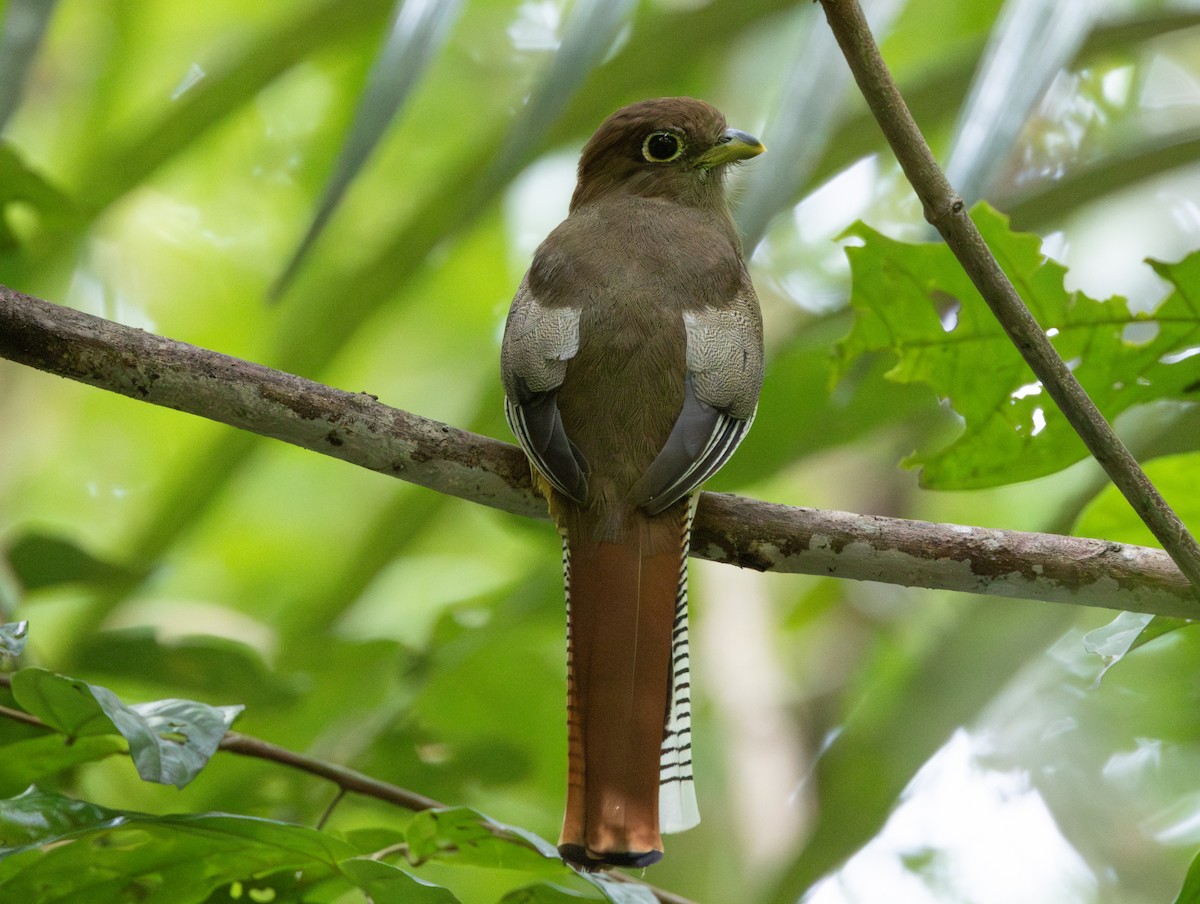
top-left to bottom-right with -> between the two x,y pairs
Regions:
9,668 -> 242,787
91,689 -> 242,788
836,203 -> 1200,488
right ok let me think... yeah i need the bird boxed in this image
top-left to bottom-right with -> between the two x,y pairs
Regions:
501,97 -> 764,869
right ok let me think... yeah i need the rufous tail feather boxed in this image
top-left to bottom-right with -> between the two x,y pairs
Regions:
558,500 -> 696,869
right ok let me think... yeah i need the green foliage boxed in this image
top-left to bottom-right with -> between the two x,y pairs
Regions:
6,534 -> 142,592
1174,849 -> 1200,904
2,1 -> 1200,903
10,668 -> 241,787
0,789 -> 423,904
837,204 -> 1200,489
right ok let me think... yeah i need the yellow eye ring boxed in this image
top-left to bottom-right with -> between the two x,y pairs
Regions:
642,131 -> 684,163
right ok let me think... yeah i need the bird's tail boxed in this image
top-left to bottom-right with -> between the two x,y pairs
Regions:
557,500 -> 698,869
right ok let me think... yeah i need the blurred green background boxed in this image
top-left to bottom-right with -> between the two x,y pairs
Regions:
2,0 -> 1200,901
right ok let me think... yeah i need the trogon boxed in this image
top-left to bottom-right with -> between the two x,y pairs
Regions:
501,97 -> 765,869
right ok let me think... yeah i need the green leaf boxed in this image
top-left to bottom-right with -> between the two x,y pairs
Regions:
1076,451 -> 1200,549
90,690 -> 242,789
0,142 -> 77,246
74,628 -> 295,706
6,533 -> 140,592
0,786 -> 122,851
0,735 -> 128,797
337,857 -> 461,903
836,204 -> 1200,488
580,872 -> 658,904
1174,847 -> 1200,904
0,808 -> 360,904
0,621 -> 26,657
10,668 -> 119,739
1083,611 -> 1197,683
1083,611 -> 1156,680
500,881 -> 601,902
10,668 -> 242,787
406,807 -> 561,872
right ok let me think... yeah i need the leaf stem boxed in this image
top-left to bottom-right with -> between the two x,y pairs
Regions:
0,699 -> 50,730
217,731 -> 443,811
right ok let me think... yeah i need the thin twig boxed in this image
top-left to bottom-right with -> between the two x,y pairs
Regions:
217,730 -> 443,811
0,284 -> 1193,615
816,0 -> 1200,597
0,700 -> 49,729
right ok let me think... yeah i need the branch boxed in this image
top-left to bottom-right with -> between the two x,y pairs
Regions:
817,0 -> 1200,597
217,731 -> 443,811
0,284 -> 1194,616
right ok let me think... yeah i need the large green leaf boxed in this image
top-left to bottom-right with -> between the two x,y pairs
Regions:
9,668 -> 241,787
580,873 -> 658,904
6,533 -> 141,593
397,807 -> 653,901
836,204 -> 1200,488
1176,847 -> 1200,903
406,807 -> 561,872
0,805 -> 360,904
1076,450 -> 1200,550
73,628 -> 295,706
0,786 -> 121,851
500,882 -> 601,902
9,669 -> 119,740
0,735 -> 128,798
337,857 -> 461,903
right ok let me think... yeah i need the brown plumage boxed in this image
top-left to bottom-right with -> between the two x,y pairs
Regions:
501,97 -> 764,869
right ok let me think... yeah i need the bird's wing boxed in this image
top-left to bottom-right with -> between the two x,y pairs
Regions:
500,279 -> 588,503
634,290 -> 764,515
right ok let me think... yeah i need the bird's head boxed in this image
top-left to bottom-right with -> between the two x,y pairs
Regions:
570,97 -> 764,211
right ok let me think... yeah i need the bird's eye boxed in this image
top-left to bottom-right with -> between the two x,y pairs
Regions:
642,131 -> 683,163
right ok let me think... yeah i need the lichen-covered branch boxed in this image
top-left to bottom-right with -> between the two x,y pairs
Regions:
1,284 -> 1193,616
